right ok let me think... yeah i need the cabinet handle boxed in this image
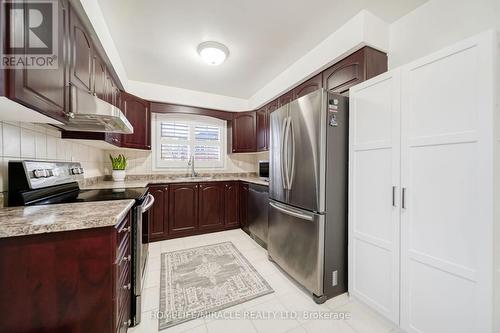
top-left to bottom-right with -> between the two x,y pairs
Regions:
122,283 -> 131,290
120,226 -> 131,234
392,186 -> 396,207
402,187 -> 407,209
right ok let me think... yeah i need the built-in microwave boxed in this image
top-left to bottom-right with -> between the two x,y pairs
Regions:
258,160 -> 269,180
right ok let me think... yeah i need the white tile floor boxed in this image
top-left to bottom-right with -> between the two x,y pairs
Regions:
130,229 -> 400,333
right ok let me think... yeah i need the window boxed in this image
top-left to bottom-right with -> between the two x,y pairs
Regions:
153,114 -> 226,170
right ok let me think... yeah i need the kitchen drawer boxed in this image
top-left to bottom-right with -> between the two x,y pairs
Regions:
116,215 -> 131,248
115,261 -> 131,331
116,232 -> 131,265
116,294 -> 131,333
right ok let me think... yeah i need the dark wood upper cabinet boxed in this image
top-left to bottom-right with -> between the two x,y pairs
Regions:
120,92 -> 151,150
148,185 -> 169,241
292,73 -> 323,100
323,46 -> 387,96
230,111 -> 257,153
169,183 -> 198,235
256,107 -> 268,151
92,55 -> 107,100
69,7 -> 93,92
6,0 -> 69,123
224,182 -> 240,227
198,183 -> 225,230
278,91 -> 293,107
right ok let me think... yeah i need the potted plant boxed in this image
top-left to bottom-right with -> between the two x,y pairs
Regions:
109,154 -> 127,182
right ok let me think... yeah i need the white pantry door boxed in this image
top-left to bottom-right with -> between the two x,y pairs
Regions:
348,70 -> 401,324
400,33 -> 495,333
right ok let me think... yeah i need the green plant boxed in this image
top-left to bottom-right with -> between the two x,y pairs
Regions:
109,154 -> 127,170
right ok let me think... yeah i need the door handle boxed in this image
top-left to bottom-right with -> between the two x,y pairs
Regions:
270,202 -> 313,221
280,117 -> 288,190
392,186 -> 396,207
402,187 -> 407,209
288,119 -> 295,190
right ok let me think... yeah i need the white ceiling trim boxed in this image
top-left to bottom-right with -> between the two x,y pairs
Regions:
81,5 -> 389,111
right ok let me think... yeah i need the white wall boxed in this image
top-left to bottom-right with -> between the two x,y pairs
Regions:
0,122 -> 106,192
388,0 -> 500,68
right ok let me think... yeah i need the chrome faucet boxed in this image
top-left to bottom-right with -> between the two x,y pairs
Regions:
188,155 -> 198,177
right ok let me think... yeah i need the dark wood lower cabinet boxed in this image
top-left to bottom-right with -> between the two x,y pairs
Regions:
169,183 -> 199,236
224,182 -> 240,227
147,181 -> 250,241
0,212 -> 132,333
198,182 -> 225,230
148,185 -> 169,241
239,182 -> 249,229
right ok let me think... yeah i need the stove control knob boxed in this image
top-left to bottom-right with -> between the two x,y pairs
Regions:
46,169 -> 54,177
71,167 -> 83,175
33,169 -> 48,178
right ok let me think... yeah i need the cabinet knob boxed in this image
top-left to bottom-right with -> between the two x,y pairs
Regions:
67,112 -> 75,119
122,283 -> 131,290
120,226 -> 131,234
123,319 -> 131,326
121,254 -> 131,263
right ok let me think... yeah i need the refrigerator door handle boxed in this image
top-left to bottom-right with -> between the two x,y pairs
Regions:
269,202 -> 314,221
288,118 -> 296,190
280,117 -> 288,190
283,117 -> 292,190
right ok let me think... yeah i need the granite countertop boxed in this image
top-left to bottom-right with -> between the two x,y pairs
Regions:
0,200 -> 135,239
81,176 -> 269,190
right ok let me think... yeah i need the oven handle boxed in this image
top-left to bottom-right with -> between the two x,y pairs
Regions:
141,193 -> 155,213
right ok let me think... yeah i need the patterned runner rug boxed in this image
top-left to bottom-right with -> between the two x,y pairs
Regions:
159,241 -> 274,330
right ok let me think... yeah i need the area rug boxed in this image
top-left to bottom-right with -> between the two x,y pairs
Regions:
158,241 -> 274,329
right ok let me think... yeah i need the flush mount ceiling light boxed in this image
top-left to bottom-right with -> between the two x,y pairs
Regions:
197,41 -> 229,66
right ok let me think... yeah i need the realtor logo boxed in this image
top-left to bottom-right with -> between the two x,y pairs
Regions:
2,0 -> 58,68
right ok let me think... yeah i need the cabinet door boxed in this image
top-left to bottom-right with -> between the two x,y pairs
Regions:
278,91 -> 293,107
256,107 -> 268,151
323,48 -> 365,96
198,183 -> 224,230
232,111 -> 256,153
7,0 -> 69,122
92,55 -> 107,100
121,92 -> 151,150
148,185 -> 169,241
292,73 -> 322,100
239,182 -> 249,229
400,37 -> 491,333
169,183 -> 198,235
224,182 -> 240,227
69,7 -> 93,92
348,70 -> 401,324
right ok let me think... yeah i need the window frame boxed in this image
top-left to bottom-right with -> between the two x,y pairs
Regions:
152,113 -> 227,171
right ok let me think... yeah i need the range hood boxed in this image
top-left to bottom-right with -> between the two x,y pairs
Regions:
56,85 -> 133,134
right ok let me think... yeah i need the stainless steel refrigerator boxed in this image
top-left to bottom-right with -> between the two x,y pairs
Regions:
268,89 -> 348,304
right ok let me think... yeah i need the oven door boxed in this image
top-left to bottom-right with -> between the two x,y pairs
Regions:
132,193 -> 155,326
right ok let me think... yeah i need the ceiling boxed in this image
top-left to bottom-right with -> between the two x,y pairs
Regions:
97,0 -> 425,99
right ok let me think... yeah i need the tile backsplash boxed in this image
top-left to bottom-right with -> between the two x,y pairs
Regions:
0,122 -> 106,192
0,120 -> 270,193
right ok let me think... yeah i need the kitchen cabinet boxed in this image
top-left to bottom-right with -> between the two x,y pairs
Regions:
323,46 -> 387,96
69,6 -> 93,93
169,183 -> 198,235
349,32 -> 499,333
148,185 -> 169,241
278,91 -> 293,107
198,182 -> 225,230
229,111 -> 257,153
93,54 -> 108,100
224,182 -> 240,227
256,106 -> 269,151
6,0 -> 69,123
292,73 -> 322,100
121,92 -> 151,150
239,182 -> 249,229
0,211 -> 132,333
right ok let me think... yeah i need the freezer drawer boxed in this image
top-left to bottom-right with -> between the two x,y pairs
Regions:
268,200 -> 325,296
